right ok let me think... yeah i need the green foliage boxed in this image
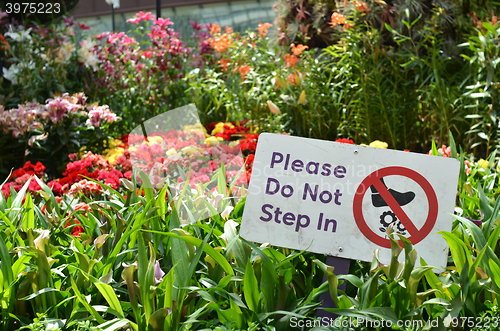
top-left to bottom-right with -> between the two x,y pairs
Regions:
0,166 -> 326,330
318,226 -> 449,327
462,21 -> 500,156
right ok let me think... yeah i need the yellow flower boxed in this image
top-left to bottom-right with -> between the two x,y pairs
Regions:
211,122 -> 234,135
181,145 -> 205,155
103,146 -> 125,163
183,123 -> 207,135
477,159 -> 489,169
369,140 -> 388,149
146,136 -> 163,146
205,136 -> 224,146
108,149 -> 124,163
166,148 -> 177,156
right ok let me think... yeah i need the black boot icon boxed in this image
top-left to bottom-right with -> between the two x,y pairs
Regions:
370,178 -> 415,208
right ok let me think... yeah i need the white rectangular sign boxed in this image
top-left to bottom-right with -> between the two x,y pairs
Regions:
240,133 -> 460,270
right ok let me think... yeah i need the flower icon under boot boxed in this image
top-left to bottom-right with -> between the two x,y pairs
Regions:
378,210 -> 407,236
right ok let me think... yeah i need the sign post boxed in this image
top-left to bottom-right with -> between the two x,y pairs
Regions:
240,133 -> 460,313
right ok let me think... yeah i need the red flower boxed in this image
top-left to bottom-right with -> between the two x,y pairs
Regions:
335,138 -> 355,144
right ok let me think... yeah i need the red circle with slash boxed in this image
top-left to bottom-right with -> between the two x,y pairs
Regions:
353,166 -> 438,248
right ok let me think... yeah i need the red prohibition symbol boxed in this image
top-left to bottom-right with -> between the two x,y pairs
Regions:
353,166 -> 438,249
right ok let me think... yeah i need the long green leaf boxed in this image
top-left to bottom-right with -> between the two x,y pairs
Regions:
70,276 -> 105,324
478,182 -> 493,221
439,231 -> 473,276
244,259 -> 260,312
83,271 -> 125,319
0,233 -> 13,286
21,193 -> 34,231
144,229 -> 234,276
454,215 -> 486,250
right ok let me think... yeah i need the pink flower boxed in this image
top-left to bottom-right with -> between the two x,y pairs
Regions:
154,261 -> 165,284
128,11 -> 155,24
154,17 -> 174,27
137,11 -> 155,21
95,32 -> 110,40
107,32 -> 125,44
68,179 -> 103,196
141,50 -> 153,58
45,97 -> 78,124
127,17 -> 141,24
86,105 -> 121,127
121,35 -> 138,45
464,160 -> 472,175
78,22 -> 90,30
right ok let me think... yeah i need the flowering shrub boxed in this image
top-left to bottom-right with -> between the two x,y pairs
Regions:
0,93 -> 119,179
0,14 -> 92,108
85,13 -> 214,136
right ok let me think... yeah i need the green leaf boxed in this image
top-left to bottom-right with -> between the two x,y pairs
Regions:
408,266 -> 434,305
478,182 -> 493,221
85,272 -> 125,319
244,259 -> 260,312
454,214 -> 486,251
243,241 -> 278,312
420,258 -> 446,299
139,169 -> 155,203
21,193 -> 34,231
487,220 -> 500,252
482,22 -> 498,37
313,259 -> 339,307
449,131 -> 457,159
338,274 -> 363,288
482,191 -> 500,236
144,230 -> 234,276
70,276 -> 105,324
439,231 -> 472,276
19,288 -> 59,301
489,259 -> 500,290
149,308 -> 172,331
431,140 -> 439,156
217,161 -> 227,196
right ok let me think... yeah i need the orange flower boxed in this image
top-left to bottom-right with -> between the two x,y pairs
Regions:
291,43 -> 309,56
208,33 -> 232,53
238,65 -> 251,80
225,26 -> 233,33
287,73 -> 298,85
218,58 -> 231,71
0,34 -> 9,51
493,15 -> 498,25
210,24 -> 221,35
284,54 -> 299,67
329,12 -> 346,27
471,12 -> 482,27
353,1 -> 369,14
256,23 -> 273,36
343,22 -> 354,30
